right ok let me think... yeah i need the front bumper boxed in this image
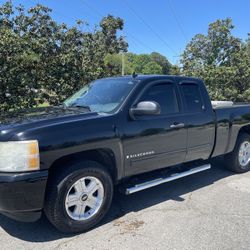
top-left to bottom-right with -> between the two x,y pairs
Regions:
0,170 -> 48,222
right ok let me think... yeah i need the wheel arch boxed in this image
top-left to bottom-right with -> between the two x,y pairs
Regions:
48,148 -> 119,184
226,124 -> 250,154
239,125 -> 250,135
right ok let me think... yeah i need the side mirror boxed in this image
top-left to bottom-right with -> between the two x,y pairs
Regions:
130,101 -> 161,119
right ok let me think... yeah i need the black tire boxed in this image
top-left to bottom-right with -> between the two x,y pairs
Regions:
224,132 -> 250,173
44,160 -> 113,233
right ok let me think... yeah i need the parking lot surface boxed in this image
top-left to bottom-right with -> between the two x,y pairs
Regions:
0,158 -> 249,250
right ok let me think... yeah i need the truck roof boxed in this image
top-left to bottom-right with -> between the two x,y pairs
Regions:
101,74 -> 201,82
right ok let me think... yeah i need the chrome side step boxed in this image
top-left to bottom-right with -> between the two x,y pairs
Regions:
125,164 -> 211,195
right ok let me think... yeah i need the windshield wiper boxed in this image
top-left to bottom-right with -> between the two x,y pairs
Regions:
70,104 -> 91,111
58,103 -> 68,109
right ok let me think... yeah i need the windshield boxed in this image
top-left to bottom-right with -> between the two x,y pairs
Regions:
64,78 -> 138,113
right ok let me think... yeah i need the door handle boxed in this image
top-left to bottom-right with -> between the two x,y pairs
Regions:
170,123 -> 185,129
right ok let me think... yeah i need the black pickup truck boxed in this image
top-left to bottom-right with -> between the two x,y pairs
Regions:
0,75 -> 250,233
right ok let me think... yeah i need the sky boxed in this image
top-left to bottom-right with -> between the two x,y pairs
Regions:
1,0 -> 249,64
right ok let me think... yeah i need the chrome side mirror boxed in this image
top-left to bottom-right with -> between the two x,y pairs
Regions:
130,101 -> 161,120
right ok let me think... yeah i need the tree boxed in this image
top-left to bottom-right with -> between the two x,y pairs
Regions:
0,1 -> 127,112
181,18 -> 250,101
130,54 -> 151,73
104,52 -> 177,76
104,53 -> 133,76
169,65 -> 181,75
141,61 -> 162,74
150,52 -> 172,74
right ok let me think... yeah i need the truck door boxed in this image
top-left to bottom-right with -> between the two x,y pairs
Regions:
178,81 -> 215,162
122,80 -> 188,176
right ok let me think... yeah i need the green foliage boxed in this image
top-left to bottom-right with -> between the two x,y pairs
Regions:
181,18 -> 250,102
104,52 -> 176,75
150,52 -> 172,74
169,65 -> 181,75
104,53 -> 133,76
141,61 -> 162,74
0,1 -> 127,112
1,1 -> 248,113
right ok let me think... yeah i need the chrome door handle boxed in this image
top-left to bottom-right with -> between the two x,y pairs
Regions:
170,123 -> 185,128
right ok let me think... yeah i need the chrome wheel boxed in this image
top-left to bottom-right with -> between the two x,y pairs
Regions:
65,176 -> 104,221
238,141 -> 250,167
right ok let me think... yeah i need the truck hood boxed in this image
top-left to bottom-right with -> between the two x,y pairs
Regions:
0,106 -> 98,140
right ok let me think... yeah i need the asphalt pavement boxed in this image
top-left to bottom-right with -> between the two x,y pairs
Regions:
0,158 -> 249,250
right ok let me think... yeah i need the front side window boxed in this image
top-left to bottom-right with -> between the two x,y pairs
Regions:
181,83 -> 204,113
139,83 -> 179,115
64,78 -> 138,113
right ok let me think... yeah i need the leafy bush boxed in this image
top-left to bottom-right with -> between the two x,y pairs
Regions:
0,1 -> 127,112
0,1 -> 249,113
181,18 -> 250,102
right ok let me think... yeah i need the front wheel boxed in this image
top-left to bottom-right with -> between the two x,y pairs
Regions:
44,161 -> 113,233
225,133 -> 250,173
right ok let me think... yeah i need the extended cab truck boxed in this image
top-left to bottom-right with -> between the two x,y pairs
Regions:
0,75 -> 250,233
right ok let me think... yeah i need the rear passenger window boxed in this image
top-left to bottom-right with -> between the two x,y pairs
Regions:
181,83 -> 204,112
140,83 -> 179,115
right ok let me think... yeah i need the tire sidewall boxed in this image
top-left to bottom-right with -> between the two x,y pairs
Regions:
46,161 -> 113,233
234,133 -> 250,172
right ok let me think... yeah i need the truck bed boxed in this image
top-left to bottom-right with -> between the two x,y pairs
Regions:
212,101 -> 250,109
212,103 -> 250,158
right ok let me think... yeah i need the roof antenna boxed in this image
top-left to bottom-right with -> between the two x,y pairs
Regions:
132,72 -> 138,78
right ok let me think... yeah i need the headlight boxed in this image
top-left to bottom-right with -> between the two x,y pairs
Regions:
0,140 -> 40,172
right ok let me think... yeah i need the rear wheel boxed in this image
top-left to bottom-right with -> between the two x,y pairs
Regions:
44,161 -> 113,233
225,133 -> 250,173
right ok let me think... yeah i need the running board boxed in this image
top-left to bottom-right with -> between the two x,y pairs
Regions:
125,164 -> 211,195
